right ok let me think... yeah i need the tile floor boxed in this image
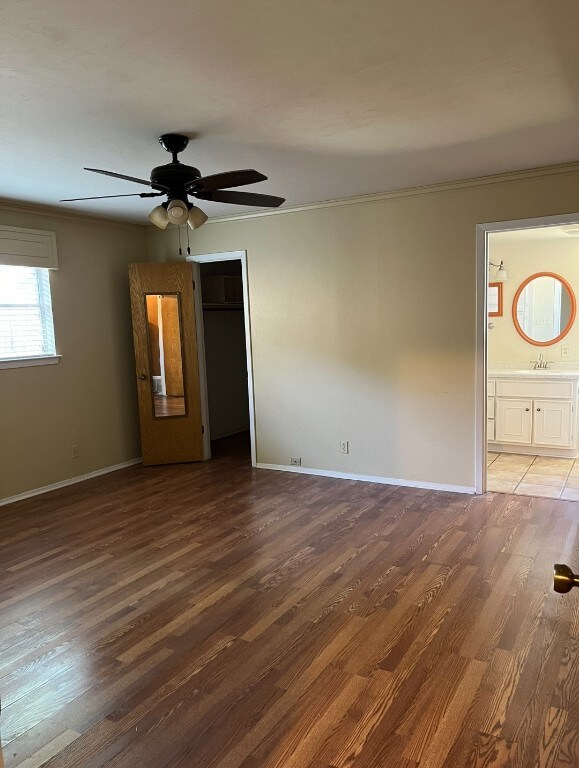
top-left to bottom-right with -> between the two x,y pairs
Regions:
487,451 -> 579,499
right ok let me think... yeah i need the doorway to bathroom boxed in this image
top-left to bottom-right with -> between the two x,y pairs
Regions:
187,250 -> 256,465
477,213 -> 579,497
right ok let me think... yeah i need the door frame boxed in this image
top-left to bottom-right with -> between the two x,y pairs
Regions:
186,250 -> 257,466
475,211 -> 579,493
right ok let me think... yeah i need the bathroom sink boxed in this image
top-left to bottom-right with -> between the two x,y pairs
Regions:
513,369 -> 550,374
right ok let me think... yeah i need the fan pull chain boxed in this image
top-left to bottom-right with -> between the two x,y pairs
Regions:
177,225 -> 183,257
186,226 -> 191,256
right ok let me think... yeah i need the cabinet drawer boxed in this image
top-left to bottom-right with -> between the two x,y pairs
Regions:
488,379 -> 496,396
487,419 -> 495,441
487,396 -> 495,419
495,379 -> 574,399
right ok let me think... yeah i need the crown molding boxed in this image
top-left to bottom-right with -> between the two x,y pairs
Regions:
5,158 -> 579,232
201,160 -> 579,225
0,199 -> 144,230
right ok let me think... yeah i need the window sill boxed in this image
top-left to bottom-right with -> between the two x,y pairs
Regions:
0,355 -> 61,370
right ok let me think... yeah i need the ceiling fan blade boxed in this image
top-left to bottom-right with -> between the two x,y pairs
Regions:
60,192 -> 164,202
201,190 -> 285,208
84,168 -> 168,192
188,169 -> 267,193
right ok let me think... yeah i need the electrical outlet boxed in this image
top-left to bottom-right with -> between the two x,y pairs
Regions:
340,440 -> 349,454
290,457 -> 301,466
562,344 -> 570,358
72,445 -> 80,459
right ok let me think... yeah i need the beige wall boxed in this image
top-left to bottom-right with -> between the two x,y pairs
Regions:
0,209 -> 146,501
488,237 -> 579,365
148,169 -> 579,491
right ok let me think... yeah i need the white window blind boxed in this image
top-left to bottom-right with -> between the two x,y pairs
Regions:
0,265 -> 56,359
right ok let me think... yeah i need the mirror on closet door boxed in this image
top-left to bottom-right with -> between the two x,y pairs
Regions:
513,272 -> 576,346
145,293 -> 187,417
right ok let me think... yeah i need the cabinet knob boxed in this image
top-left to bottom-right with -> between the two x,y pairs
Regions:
537,408 -> 541,412
138,374 -> 148,381
525,408 -> 530,412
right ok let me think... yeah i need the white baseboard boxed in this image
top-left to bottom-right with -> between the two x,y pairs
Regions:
1,457 -> 474,508
256,462 -> 475,495
0,458 -> 142,507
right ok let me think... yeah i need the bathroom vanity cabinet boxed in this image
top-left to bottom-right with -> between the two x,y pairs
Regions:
488,371 -> 579,458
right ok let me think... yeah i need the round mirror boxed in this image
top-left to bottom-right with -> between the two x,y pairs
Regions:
512,272 -> 576,346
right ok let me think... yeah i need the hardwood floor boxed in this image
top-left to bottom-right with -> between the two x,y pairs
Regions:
153,394 -> 186,417
2,436 -> 579,767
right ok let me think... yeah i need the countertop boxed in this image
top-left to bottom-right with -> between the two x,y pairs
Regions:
489,369 -> 579,378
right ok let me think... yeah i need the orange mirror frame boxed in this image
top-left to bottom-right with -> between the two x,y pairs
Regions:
512,271 -> 576,347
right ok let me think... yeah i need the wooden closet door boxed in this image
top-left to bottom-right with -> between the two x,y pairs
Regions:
129,262 -> 204,465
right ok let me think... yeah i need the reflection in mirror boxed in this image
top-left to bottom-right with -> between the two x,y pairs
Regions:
514,273 -> 575,345
145,293 -> 187,417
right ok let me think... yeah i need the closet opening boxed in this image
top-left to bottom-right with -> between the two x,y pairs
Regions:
187,251 -> 256,465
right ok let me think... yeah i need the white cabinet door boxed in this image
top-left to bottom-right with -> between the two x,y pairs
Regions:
496,398 -> 533,444
532,400 -> 573,447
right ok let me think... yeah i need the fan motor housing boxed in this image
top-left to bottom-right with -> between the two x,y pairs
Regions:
150,163 -> 201,193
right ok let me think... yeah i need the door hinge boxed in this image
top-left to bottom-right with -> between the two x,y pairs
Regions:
201,425 -> 205,434
193,280 -> 196,290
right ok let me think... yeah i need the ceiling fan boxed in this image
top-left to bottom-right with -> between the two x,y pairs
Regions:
61,133 -> 286,230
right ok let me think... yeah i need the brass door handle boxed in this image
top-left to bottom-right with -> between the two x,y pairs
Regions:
138,374 -> 148,381
554,563 -> 579,593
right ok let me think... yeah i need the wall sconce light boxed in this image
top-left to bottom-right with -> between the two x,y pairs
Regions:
489,260 -> 508,282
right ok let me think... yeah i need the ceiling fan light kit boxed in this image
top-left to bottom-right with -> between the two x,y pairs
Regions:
188,205 -> 208,230
147,204 -> 170,229
62,133 -> 285,231
167,198 -> 189,225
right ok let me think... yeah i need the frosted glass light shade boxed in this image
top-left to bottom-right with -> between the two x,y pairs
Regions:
167,199 -> 189,225
495,262 -> 508,282
187,206 -> 208,230
148,205 -> 169,229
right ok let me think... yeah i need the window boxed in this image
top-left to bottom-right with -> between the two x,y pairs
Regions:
0,265 -> 56,360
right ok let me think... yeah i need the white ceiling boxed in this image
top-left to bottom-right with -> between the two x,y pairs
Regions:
2,0 -> 579,224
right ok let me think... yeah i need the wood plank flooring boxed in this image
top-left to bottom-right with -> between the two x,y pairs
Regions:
2,435 -> 579,767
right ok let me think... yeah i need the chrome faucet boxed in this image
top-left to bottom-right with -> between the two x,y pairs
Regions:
532,353 -> 551,370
